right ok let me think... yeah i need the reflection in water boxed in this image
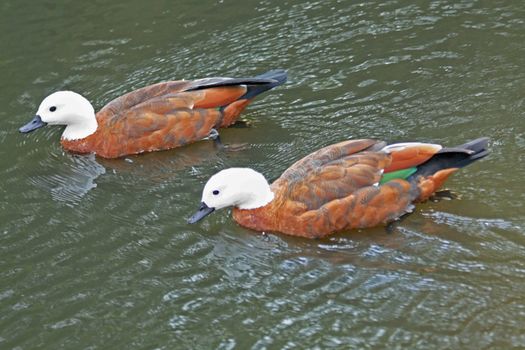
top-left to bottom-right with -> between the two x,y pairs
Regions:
28,153 -> 106,205
2,0 -> 525,348
26,139 -> 250,205
96,140 -> 248,182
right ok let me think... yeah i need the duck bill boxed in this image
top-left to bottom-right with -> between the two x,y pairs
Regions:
19,115 -> 47,133
188,202 -> 215,224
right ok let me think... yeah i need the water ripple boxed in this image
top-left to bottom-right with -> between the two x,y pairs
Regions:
2,0 -> 525,348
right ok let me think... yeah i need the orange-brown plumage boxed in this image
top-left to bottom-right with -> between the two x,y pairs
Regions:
192,138 -> 489,238
21,70 -> 287,158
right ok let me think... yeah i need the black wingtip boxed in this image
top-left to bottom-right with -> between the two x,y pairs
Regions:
438,137 -> 490,156
186,69 -> 288,93
239,69 -> 287,99
254,69 -> 288,86
409,137 -> 490,180
457,137 -> 489,153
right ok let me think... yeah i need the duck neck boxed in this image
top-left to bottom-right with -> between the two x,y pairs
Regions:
237,185 -> 275,210
61,113 -> 98,141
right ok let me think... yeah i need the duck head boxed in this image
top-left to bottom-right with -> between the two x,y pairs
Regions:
20,91 -> 97,140
188,168 -> 275,223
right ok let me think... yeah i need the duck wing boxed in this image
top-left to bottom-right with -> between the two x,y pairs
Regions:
97,81 -> 247,118
273,139 -> 389,211
97,70 -> 287,119
270,139 -> 448,237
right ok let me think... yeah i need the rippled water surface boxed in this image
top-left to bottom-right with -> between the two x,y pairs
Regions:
1,0 -> 525,348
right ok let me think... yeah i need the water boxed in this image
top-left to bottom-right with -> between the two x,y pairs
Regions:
1,0 -> 525,348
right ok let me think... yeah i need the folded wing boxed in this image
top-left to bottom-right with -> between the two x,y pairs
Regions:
273,139 -> 389,211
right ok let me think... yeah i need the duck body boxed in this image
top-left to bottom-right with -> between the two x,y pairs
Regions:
21,70 -> 287,158
190,138 -> 489,238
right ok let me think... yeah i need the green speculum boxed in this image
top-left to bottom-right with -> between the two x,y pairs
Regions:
379,167 -> 417,185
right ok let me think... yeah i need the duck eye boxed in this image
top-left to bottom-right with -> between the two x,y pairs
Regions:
212,190 -> 220,195
49,106 -> 57,112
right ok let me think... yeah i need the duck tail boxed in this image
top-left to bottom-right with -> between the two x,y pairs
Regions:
240,69 -> 287,99
253,69 -> 288,86
409,137 -> 489,178
408,137 -> 489,201
215,69 -> 286,126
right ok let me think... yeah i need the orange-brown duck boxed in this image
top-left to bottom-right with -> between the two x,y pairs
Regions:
189,138 -> 489,238
19,70 -> 287,158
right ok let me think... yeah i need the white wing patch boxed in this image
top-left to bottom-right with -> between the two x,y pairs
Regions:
381,142 -> 442,154
373,169 -> 384,187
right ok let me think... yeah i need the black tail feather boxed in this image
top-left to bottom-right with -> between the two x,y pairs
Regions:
241,69 -> 287,99
253,69 -> 287,87
186,69 -> 287,99
456,137 -> 489,154
409,137 -> 489,180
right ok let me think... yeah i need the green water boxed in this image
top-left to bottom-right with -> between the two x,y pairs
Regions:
1,0 -> 525,348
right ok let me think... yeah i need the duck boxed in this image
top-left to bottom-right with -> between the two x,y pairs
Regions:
188,137 -> 489,238
19,70 -> 287,158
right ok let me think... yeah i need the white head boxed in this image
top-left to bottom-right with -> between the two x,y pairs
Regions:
19,91 -> 97,140
188,168 -> 275,223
